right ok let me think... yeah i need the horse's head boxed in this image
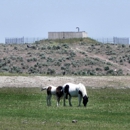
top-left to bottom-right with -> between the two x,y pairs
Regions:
56,86 -> 63,98
83,95 -> 89,107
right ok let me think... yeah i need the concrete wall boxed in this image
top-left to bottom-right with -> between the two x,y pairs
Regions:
48,32 -> 87,39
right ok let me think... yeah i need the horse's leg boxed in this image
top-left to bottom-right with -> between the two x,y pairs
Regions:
57,96 -> 60,107
69,95 -> 72,106
78,94 -> 82,107
46,95 -> 49,106
63,94 -> 66,106
49,94 -> 52,106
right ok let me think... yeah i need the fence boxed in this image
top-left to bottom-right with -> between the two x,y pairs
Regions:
5,37 -> 44,44
94,37 -> 129,44
5,37 -> 130,44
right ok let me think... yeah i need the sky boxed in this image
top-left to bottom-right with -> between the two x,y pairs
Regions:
0,0 -> 130,43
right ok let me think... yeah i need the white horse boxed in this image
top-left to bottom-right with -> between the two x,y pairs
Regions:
62,83 -> 88,107
41,85 -> 63,106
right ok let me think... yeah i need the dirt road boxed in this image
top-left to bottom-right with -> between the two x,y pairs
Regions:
0,76 -> 129,89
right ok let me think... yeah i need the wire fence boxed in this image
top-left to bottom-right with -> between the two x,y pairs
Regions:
5,37 -> 44,44
93,37 -> 129,44
5,37 -> 130,44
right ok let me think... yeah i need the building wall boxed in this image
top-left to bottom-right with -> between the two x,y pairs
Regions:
48,32 -> 87,39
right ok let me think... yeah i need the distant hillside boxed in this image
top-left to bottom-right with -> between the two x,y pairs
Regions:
0,38 -> 130,76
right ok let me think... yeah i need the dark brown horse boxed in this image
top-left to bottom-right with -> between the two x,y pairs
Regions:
41,85 -> 63,106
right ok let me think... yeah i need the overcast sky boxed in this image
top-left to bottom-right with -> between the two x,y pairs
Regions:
0,0 -> 130,43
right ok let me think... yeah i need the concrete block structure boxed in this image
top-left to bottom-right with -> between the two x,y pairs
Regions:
48,31 -> 87,39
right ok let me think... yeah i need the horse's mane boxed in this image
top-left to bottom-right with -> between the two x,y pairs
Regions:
79,83 -> 87,96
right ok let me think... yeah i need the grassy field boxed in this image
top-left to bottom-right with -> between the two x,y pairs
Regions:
0,87 -> 130,130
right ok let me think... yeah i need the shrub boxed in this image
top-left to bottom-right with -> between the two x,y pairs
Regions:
117,69 -> 123,75
109,56 -> 116,61
106,62 -> 112,65
7,59 -> 11,63
42,63 -> 48,66
70,51 -> 76,57
41,46 -> 46,50
122,44 -> 125,48
80,52 -> 85,55
107,69 -> 114,75
36,63 -> 43,68
17,57 -> 23,62
62,43 -> 69,49
33,58 -> 37,62
66,57 -> 71,60
10,56 -> 16,60
28,67 -> 39,73
52,45 -> 60,50
81,42 -> 86,45
35,41 -> 40,44
2,66 -> 9,71
61,66 -> 66,70
11,66 -> 22,73
54,61 -> 61,66
87,69 -> 96,75
0,61 -> 6,67
58,59 -> 63,62
47,57 -> 53,62
27,59 -> 32,62
21,63 -> 28,69
96,68 -> 102,71
47,46 -> 51,50
104,66 -> 109,71
41,55 -> 46,59
34,64 -> 37,67
14,46 -> 17,50
81,71 -> 87,76
120,59 -> 123,63
71,62 -> 77,67
39,53 -> 44,56
31,46 -> 37,49
39,54 -> 46,59
64,63 -> 70,68
61,49 -> 67,54
47,68 -> 55,75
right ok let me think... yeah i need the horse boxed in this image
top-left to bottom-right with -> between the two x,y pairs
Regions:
62,83 -> 88,107
41,85 -> 63,106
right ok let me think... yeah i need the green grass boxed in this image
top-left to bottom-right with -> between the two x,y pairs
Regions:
0,87 -> 130,130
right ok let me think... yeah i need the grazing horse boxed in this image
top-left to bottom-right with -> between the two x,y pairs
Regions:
62,83 -> 88,107
41,85 -> 63,106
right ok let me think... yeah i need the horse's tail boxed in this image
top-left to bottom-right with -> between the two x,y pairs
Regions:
41,86 -> 48,91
